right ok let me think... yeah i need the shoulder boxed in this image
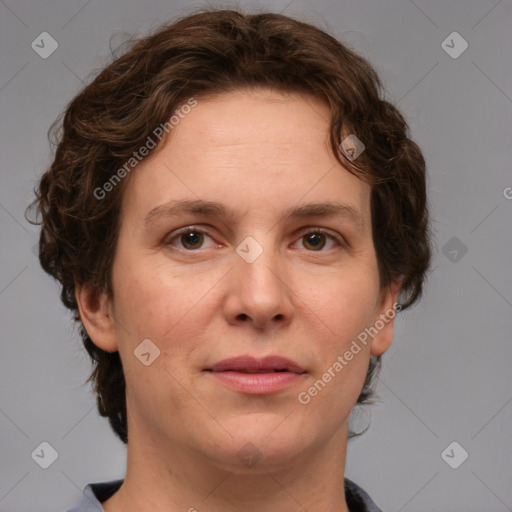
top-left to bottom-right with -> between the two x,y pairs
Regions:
63,480 -> 123,512
344,477 -> 383,512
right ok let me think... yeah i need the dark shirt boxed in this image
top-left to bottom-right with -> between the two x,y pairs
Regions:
65,478 -> 383,511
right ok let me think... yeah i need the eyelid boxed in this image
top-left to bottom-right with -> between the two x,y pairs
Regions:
294,226 -> 347,250
163,225 -> 218,248
164,225 -> 347,251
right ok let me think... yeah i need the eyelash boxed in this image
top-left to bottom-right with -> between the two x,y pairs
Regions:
164,225 -> 346,252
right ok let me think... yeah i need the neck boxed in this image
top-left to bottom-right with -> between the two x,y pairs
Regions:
103,417 -> 351,512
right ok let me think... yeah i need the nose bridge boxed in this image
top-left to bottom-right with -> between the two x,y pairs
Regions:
236,233 -> 283,297
228,232 -> 293,328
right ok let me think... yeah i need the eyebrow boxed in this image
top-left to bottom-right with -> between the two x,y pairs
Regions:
143,199 -> 364,230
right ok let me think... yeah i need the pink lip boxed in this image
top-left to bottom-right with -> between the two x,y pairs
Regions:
205,355 -> 306,395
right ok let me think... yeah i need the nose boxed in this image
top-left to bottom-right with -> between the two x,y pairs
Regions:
222,241 -> 295,331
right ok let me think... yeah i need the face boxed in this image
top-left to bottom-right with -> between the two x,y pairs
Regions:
84,88 -> 399,472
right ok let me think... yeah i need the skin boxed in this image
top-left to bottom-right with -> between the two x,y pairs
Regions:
76,88 -> 400,512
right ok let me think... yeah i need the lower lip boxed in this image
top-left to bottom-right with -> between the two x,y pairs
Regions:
208,371 -> 304,394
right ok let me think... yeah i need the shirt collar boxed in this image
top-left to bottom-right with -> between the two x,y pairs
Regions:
67,478 -> 383,512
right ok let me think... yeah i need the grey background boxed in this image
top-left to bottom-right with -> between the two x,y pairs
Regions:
1,0 -> 511,510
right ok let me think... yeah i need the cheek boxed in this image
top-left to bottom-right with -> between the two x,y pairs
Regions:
110,253 -> 223,362
297,279 -> 375,415
295,270 -> 378,412
113,274 -> 170,340
306,269 -> 379,350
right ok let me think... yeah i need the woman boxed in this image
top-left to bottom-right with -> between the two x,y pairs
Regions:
30,8 -> 430,511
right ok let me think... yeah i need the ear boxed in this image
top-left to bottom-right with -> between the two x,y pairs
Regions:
75,281 -> 119,352
370,277 -> 402,357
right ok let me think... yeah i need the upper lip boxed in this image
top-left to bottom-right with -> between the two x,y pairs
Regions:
206,355 -> 306,374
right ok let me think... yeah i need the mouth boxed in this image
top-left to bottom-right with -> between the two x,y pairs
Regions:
204,355 -> 306,394
206,355 -> 306,374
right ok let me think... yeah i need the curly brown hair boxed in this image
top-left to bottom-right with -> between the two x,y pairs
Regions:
27,8 -> 431,444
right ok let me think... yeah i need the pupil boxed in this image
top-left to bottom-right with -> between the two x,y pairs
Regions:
182,231 -> 202,249
305,233 -> 325,250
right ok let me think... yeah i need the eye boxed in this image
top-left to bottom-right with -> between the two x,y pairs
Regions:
295,229 -> 343,251
164,226 -> 345,252
165,227 -> 216,251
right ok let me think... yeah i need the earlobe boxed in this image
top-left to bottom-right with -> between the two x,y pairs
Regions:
75,282 -> 119,352
370,278 -> 402,357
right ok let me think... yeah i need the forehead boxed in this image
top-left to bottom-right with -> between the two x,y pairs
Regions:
175,88 -> 331,154
119,88 -> 371,228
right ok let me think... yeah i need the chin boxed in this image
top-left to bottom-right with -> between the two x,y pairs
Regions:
202,417 -> 315,472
